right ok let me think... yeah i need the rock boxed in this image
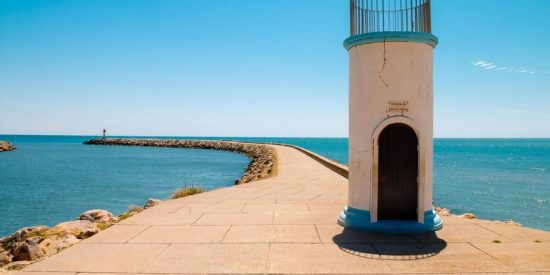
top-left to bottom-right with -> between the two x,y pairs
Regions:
505,220 -> 522,226
434,207 -> 451,216
36,233 -> 79,255
0,226 -> 49,267
440,209 -> 451,216
0,226 -> 49,249
0,224 -> 83,268
10,236 -> 46,261
0,230 -> 81,268
0,218 -> 95,268
53,220 -> 99,239
54,234 -> 79,251
144,198 -> 162,209
78,209 -> 117,223
0,141 -> 15,152
458,213 -> 477,219
37,237 -> 58,256
1,260 -> 35,270
0,250 -> 12,267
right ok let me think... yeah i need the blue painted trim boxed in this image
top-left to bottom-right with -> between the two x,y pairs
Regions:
344,32 -> 439,50
338,206 -> 443,234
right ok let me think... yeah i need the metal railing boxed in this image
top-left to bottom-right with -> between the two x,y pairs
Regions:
350,0 -> 432,36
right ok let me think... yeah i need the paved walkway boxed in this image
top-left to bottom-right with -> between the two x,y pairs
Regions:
20,145 -> 550,274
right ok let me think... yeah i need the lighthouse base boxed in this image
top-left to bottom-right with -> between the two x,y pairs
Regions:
338,207 -> 443,234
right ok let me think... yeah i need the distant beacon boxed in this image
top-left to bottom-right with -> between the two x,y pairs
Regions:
338,0 -> 442,233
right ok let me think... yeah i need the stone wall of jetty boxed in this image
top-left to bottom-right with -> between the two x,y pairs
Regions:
84,138 -> 277,184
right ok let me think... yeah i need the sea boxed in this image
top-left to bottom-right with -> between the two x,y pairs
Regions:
0,135 -> 548,236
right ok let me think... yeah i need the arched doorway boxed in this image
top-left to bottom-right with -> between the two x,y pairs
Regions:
377,123 -> 418,220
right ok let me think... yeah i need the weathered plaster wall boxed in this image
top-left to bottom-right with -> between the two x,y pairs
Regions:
348,41 -> 434,222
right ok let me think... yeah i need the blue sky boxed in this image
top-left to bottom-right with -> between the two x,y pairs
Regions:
1,0 -> 549,137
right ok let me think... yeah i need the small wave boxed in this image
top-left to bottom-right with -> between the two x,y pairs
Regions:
531,167 -> 547,171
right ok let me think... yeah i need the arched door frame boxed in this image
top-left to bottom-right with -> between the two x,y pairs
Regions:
370,116 -> 425,223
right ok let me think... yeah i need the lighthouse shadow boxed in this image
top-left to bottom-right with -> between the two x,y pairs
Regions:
333,229 -> 447,260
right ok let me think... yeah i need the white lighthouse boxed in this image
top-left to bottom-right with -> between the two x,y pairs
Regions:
338,0 -> 442,233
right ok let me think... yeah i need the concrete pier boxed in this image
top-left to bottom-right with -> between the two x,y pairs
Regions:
19,144 -> 550,274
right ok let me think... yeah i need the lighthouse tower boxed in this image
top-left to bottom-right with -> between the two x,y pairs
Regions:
338,0 -> 442,233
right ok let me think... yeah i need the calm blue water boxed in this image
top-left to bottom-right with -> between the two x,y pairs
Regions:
0,136 -> 548,236
0,135 -> 249,236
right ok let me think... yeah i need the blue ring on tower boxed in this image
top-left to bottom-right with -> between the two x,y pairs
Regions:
344,31 -> 439,51
338,207 -> 443,234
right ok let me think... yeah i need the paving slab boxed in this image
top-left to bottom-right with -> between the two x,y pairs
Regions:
128,225 -> 229,244
142,244 -> 269,274
242,202 -> 309,212
194,212 -> 274,225
117,212 -> 203,226
477,222 -> 550,242
82,225 -> 149,244
375,243 -> 513,273
25,244 -> 168,273
19,144 -> 550,274
222,225 -> 320,243
175,202 -> 245,213
274,211 -> 338,225
413,223 -> 512,243
268,243 -> 393,274
308,202 -> 347,213
472,242 -> 550,272
133,201 -> 185,214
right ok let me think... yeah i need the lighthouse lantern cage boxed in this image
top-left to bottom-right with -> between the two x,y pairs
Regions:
350,0 -> 431,35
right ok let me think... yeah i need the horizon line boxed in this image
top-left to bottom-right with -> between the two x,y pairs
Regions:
1,133 -> 550,139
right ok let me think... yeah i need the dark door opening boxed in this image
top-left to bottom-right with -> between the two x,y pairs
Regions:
377,123 -> 418,220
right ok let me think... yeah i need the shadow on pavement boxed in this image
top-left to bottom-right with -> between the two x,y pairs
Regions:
333,228 -> 447,260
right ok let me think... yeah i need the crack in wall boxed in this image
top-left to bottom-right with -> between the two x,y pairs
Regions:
377,40 -> 389,88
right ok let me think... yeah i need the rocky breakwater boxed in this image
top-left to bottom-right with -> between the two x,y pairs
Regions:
0,209 -> 117,270
0,141 -> 15,152
84,138 -> 277,184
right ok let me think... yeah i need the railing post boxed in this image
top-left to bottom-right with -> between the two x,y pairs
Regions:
426,0 -> 431,33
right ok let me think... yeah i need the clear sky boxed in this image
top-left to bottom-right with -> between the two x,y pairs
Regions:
1,0 -> 549,137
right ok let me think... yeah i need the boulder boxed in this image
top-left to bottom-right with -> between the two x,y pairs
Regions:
35,233 -> 79,255
434,207 -> 451,216
505,220 -> 522,226
458,213 -> 477,219
0,221 -> 89,268
54,234 -> 79,251
10,236 -> 46,261
144,198 -> 162,209
37,237 -> 58,256
53,220 -> 99,239
0,228 -> 81,268
0,141 -> 15,152
0,250 -> 12,267
78,209 -> 117,223
0,226 -> 49,267
0,226 -> 49,249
